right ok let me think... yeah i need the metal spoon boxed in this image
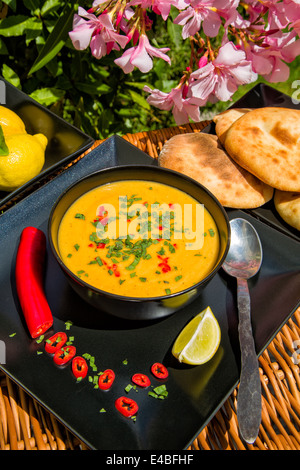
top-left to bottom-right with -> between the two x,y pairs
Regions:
223,217 -> 263,444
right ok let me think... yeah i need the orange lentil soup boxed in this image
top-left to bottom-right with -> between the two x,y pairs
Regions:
58,180 -> 220,297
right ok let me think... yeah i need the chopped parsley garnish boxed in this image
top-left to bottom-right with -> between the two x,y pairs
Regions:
168,243 -> 175,253
65,321 -> 73,330
148,384 -> 168,400
75,213 -> 85,220
35,335 -> 44,344
95,256 -> 103,266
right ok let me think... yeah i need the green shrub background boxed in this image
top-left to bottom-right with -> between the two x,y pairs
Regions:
0,0 -> 298,140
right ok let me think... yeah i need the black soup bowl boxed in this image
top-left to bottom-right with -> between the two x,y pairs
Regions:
48,165 -> 230,320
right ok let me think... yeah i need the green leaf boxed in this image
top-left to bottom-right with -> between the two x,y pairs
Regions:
125,81 -> 153,90
28,2 -> 77,75
2,64 -> 21,88
0,38 -> 8,55
127,89 -> 151,110
3,0 -> 17,12
29,87 -> 65,106
25,17 -> 43,45
0,15 -> 32,37
0,126 -> 9,156
23,0 -> 41,15
75,81 -> 112,95
167,17 -> 182,48
40,0 -> 62,16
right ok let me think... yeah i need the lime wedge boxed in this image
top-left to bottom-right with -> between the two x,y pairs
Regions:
172,306 -> 221,365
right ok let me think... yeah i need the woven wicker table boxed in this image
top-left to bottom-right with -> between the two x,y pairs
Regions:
1,121 -> 300,450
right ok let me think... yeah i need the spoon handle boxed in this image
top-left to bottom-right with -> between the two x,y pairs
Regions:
236,277 -> 262,444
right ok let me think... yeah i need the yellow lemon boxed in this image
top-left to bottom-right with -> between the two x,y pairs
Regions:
172,306 -> 221,365
0,133 -> 47,191
0,106 -> 27,135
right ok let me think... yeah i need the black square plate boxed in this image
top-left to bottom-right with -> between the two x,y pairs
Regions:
0,86 -> 299,450
0,77 -> 94,209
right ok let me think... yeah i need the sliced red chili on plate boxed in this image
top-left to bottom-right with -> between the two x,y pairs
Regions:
132,373 -> 151,388
98,369 -> 115,390
53,345 -> 76,366
151,362 -> 169,379
115,396 -> 138,418
45,332 -> 67,354
72,356 -> 88,379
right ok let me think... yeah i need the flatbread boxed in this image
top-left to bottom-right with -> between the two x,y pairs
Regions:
274,189 -> 300,231
158,132 -> 273,208
224,107 -> 300,191
213,108 -> 252,144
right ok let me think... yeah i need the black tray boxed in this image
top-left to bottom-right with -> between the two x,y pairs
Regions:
202,83 -> 300,242
0,134 -> 299,450
0,77 -> 94,209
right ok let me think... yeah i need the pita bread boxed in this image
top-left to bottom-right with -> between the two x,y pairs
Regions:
158,132 -> 273,209
213,108 -> 252,144
274,189 -> 300,231
224,107 -> 300,191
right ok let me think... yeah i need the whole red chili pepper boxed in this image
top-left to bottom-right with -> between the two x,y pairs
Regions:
132,373 -> 151,388
98,369 -> 115,390
15,227 -> 53,338
115,396 -> 138,418
53,345 -> 76,366
151,362 -> 169,380
72,356 -> 88,379
45,332 -> 67,354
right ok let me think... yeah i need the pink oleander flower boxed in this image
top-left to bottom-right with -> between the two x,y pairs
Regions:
114,33 -> 170,73
242,0 -> 298,29
128,0 -> 188,20
190,41 -> 257,103
282,1 -> 300,35
174,0 -> 233,38
290,17 -> 300,36
244,31 -> 300,82
264,0 -> 295,30
216,0 -> 250,29
144,85 -> 201,124
174,0 -> 249,37
69,7 -> 128,59
92,0 -> 110,6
